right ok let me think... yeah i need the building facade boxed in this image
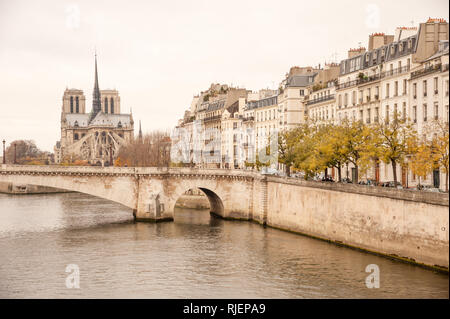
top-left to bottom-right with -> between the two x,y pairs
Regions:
54,56 -> 134,165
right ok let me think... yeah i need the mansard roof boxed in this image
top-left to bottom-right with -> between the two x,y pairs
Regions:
340,34 -> 419,75
285,74 -> 317,87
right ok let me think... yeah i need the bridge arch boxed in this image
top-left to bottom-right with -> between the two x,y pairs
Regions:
0,169 -> 136,212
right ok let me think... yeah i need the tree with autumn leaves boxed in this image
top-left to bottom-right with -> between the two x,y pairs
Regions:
276,117 -> 448,190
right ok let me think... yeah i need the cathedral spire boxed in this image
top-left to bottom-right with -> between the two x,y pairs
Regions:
89,53 -> 102,122
138,120 -> 143,141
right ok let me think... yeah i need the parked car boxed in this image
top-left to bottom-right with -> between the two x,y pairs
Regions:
418,185 -> 440,192
340,177 -> 353,183
381,181 -> 402,188
321,176 -> 334,182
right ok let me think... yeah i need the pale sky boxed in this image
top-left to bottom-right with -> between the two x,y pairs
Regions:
0,0 -> 448,152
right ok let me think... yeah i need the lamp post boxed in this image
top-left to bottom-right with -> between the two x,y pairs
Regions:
2,140 -> 5,164
14,143 -> 17,164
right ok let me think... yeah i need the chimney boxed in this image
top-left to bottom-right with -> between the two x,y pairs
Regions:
368,33 -> 394,50
347,47 -> 366,58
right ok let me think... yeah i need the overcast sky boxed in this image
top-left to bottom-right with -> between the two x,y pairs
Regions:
0,0 -> 448,151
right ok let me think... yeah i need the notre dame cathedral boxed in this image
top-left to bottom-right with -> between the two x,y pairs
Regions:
54,55 -> 135,165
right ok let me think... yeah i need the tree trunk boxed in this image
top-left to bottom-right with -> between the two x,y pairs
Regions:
285,164 -> 291,177
354,164 -> 358,184
337,165 -> 342,182
392,160 -> 397,186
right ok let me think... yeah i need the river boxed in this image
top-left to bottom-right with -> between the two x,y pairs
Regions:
0,192 -> 447,298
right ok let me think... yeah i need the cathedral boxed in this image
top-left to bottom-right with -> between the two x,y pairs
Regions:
54,55 -> 135,165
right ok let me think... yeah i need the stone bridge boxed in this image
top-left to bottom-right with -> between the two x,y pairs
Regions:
0,164 -> 267,222
1,164 -> 448,270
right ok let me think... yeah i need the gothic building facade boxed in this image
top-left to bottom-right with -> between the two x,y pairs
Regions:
54,56 -> 134,165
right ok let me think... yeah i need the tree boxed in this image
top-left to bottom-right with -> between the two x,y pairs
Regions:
314,123 -> 347,182
340,119 -> 376,183
409,140 -> 433,188
116,130 -> 171,167
5,140 -> 45,164
291,124 -> 319,180
373,115 -> 416,186
277,129 -> 297,176
427,120 -> 449,191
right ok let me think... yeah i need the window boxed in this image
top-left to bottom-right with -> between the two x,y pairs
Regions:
375,86 -> 379,99
76,96 -> 79,113
446,80 -> 449,96
434,102 -> 439,120
402,102 -> 407,121
74,133 -> 79,141
338,95 -> 342,107
446,105 -> 449,123
413,83 -> 417,98
403,79 -> 407,95
413,105 -> 417,123
375,107 -> 379,122
104,98 -> 108,113
70,96 -> 74,113
394,104 -> 398,120
344,93 -> 348,107
394,81 -> 398,96
300,90 -> 304,96
385,105 -> 389,123
352,91 -> 356,105
110,98 -> 114,113
423,80 -> 427,97
434,77 -> 438,94
386,83 -> 390,98
423,104 -> 427,122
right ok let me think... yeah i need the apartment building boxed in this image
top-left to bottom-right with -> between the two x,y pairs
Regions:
335,18 -> 449,187
306,63 -> 340,124
278,67 -> 318,131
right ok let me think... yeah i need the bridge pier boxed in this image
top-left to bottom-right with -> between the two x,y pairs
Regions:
134,192 -> 174,223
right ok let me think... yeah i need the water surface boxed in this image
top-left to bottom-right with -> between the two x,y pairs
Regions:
0,192 -> 447,298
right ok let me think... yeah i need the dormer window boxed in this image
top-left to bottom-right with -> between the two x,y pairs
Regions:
117,121 -> 122,128
74,120 -> 79,127
390,45 -> 395,55
365,53 -> 370,62
408,39 -> 412,49
399,43 -> 404,52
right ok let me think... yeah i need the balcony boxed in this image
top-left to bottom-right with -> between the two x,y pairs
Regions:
203,115 -> 222,122
306,94 -> 335,106
411,63 -> 442,80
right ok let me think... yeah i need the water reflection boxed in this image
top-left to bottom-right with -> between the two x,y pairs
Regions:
0,192 -> 447,298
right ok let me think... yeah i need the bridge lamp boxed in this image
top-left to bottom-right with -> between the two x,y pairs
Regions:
2,139 -> 5,164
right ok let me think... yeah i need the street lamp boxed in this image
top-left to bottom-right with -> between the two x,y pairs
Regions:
2,139 -> 5,164
14,143 -> 17,164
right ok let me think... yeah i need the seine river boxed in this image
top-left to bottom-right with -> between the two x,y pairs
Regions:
0,192 -> 447,299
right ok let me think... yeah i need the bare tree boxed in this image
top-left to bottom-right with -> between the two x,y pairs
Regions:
115,130 -> 171,167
